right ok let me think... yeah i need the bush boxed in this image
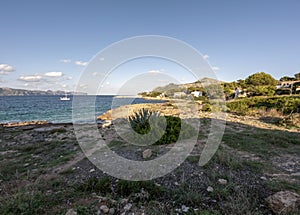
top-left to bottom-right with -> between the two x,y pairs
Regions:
129,108 -> 160,134
227,96 -> 300,115
128,109 -> 197,145
247,85 -> 276,96
245,72 -> 277,86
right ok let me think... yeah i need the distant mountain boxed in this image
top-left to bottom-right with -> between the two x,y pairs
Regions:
0,87 -> 87,96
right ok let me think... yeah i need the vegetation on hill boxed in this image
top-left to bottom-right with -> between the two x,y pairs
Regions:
142,72 -> 300,100
227,96 -> 300,115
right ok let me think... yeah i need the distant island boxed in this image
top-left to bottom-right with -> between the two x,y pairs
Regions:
0,87 -> 87,96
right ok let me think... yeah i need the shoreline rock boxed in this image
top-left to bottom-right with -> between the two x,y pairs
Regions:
98,100 -> 203,121
0,120 -> 50,127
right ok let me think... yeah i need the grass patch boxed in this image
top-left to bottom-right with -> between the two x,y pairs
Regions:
172,186 -> 204,205
108,140 -> 125,148
0,178 -> 82,215
241,160 -> 264,173
186,155 -> 200,164
47,152 -> 75,167
117,180 -> 166,199
267,179 -> 300,193
50,127 -> 67,134
222,125 -> 300,157
205,149 -> 244,171
77,177 -> 112,194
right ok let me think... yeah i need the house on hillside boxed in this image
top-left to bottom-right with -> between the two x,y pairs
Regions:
276,80 -> 300,94
278,80 -> 299,88
191,91 -> 203,97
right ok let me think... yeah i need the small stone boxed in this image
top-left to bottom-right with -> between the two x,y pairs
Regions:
217,178 -> 227,185
124,203 -> 132,211
174,182 -> 179,186
260,176 -> 267,180
142,149 -> 152,159
120,198 -> 128,205
100,205 -> 109,213
89,168 -> 95,173
207,186 -> 214,192
109,208 -> 115,214
181,205 -> 189,212
65,209 -> 77,215
266,191 -> 300,214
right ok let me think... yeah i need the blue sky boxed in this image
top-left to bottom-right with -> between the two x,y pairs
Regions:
0,0 -> 300,94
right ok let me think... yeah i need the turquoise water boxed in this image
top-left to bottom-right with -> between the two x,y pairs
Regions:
0,95 -> 164,123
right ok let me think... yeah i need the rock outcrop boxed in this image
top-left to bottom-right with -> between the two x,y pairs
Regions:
98,101 -> 202,121
266,191 -> 300,214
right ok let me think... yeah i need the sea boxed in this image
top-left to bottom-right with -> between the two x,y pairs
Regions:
0,95 -> 164,124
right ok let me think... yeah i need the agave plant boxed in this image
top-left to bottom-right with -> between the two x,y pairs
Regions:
128,108 -> 160,134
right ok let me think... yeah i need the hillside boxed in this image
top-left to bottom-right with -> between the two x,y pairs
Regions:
151,77 -> 223,93
0,87 -> 87,96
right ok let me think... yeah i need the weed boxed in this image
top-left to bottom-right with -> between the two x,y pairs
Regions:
77,177 -> 112,194
187,155 -> 200,164
267,179 -> 300,193
108,140 -> 125,148
50,127 -> 67,134
117,180 -> 166,199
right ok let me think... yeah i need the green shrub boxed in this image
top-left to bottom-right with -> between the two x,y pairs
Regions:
247,85 -> 276,96
245,72 -> 277,86
128,109 -> 197,145
129,108 -> 160,134
227,96 -> 300,115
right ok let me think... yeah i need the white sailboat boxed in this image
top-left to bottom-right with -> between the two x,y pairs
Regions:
60,92 -> 70,101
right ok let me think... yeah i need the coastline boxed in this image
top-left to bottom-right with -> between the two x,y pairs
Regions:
1,103 -> 299,214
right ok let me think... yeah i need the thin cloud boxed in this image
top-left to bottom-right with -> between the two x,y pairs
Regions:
203,55 -> 209,60
0,64 -> 15,75
147,70 -> 161,74
44,71 -> 63,77
60,59 -> 71,63
19,75 -> 42,82
75,61 -> 88,66
212,66 -> 220,71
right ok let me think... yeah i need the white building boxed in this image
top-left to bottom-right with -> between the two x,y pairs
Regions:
191,91 -> 203,97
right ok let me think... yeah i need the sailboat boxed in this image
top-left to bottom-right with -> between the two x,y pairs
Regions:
60,92 -> 70,101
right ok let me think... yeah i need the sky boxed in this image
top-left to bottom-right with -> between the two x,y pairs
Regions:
0,0 -> 300,94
